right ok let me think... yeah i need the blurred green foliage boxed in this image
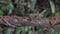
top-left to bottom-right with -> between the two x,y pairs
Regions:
0,3 -> 6,7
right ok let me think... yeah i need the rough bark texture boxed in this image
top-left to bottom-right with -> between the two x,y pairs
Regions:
0,15 -> 60,28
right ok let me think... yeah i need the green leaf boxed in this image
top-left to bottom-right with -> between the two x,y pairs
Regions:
7,3 -> 14,10
28,0 -> 37,9
24,26 -> 28,32
37,28 -> 45,34
7,2 -> 14,15
54,12 -> 60,16
14,27 -> 22,34
28,26 -> 32,30
3,28 -> 15,34
0,10 -> 3,16
49,0 -> 55,14
49,28 -> 55,34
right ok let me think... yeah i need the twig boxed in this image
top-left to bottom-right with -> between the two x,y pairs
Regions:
2,17 -> 16,27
